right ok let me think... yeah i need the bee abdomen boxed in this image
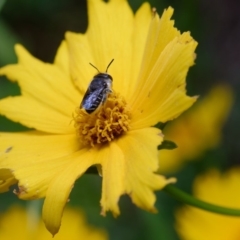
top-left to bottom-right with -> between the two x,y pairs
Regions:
85,95 -> 104,113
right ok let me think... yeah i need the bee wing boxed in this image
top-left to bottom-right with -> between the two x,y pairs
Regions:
80,87 -> 104,110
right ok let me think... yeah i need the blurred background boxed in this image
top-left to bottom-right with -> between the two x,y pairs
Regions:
0,0 -> 240,239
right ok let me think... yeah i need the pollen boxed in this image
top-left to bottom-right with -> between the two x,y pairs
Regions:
74,93 -> 131,147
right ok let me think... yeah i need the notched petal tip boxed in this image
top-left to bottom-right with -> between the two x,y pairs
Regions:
13,183 -> 41,200
162,6 -> 174,19
12,178 -> 43,200
158,132 -> 164,138
13,185 -> 28,197
100,203 -> 120,218
151,6 -> 174,23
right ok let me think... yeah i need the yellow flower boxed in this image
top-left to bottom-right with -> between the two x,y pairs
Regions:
0,0 -> 197,235
158,85 -> 233,173
175,168 -> 240,240
0,205 -> 108,240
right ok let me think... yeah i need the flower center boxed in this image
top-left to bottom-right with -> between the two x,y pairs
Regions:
74,93 -> 131,147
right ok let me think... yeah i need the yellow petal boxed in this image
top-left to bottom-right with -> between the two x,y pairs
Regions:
0,169 -> 17,193
65,32 -> 94,95
66,0 -> 142,100
131,90 -> 197,129
0,44 -> 80,132
128,2 -> 152,98
0,96 -> 74,133
100,142 -> 125,216
0,132 -> 80,198
129,10 -> 197,128
133,7 -> 179,90
42,148 -> 98,236
118,128 -> 175,210
100,127 -> 175,215
2,45 -> 79,108
54,40 -> 70,77
129,7 -> 179,107
87,0 -> 134,98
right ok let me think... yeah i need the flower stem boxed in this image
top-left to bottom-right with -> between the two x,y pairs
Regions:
163,184 -> 240,216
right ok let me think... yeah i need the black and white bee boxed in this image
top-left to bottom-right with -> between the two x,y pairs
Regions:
80,59 -> 114,114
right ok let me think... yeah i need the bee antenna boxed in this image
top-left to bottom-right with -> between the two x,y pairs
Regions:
89,62 -> 100,73
106,59 -> 114,73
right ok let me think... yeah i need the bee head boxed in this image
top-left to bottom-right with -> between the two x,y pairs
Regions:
89,59 -> 114,81
94,73 -> 113,81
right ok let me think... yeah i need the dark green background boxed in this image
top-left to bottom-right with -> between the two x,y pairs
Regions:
0,0 -> 240,239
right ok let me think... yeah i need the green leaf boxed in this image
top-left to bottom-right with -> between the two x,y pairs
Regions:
154,122 -> 168,130
85,166 -> 98,175
158,140 -> 178,150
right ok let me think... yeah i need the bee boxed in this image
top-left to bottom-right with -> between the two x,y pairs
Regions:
80,59 -> 114,114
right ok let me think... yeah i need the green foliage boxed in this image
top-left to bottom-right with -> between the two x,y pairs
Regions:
158,140 -> 178,150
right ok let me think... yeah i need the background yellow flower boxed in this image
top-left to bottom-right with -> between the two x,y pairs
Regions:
0,205 -> 108,240
158,85 -> 233,173
175,168 -> 240,240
